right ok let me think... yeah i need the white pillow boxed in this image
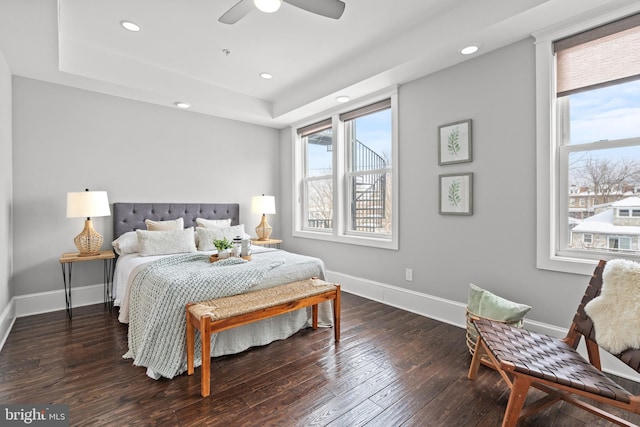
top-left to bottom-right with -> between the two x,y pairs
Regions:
112,231 -> 139,255
145,217 -> 184,231
196,225 -> 250,251
196,218 -> 232,229
136,227 -> 197,256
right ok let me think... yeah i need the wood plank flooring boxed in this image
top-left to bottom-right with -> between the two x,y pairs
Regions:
1,292 -> 639,426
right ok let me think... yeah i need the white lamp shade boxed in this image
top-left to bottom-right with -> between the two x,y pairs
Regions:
67,191 -> 111,218
251,195 -> 276,214
253,0 -> 282,13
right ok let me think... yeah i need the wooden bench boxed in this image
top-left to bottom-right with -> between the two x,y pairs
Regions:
186,277 -> 340,397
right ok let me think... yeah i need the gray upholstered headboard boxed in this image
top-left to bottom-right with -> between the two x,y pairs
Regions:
113,203 -> 240,239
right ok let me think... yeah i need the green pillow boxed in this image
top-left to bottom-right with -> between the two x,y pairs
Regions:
467,283 -> 531,323
466,283 -> 532,354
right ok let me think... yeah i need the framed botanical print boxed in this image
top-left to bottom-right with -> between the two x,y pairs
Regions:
439,173 -> 473,215
438,119 -> 472,165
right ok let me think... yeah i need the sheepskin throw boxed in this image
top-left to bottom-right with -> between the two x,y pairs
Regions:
584,258 -> 640,354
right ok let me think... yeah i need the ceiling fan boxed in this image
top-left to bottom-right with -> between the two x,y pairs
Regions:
219,0 -> 346,25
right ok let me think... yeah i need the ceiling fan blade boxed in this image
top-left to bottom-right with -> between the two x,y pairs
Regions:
284,0 -> 346,20
219,0 -> 254,25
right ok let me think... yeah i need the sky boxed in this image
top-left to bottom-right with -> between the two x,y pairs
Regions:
570,79 -> 640,145
568,79 -> 640,185
307,108 -> 392,175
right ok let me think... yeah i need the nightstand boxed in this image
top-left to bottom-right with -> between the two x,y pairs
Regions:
59,250 -> 116,319
251,238 -> 282,249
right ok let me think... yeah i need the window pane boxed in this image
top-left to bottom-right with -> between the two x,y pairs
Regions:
350,109 -> 392,171
568,79 -> 640,145
305,129 -> 333,177
565,80 -> 640,255
346,108 -> 392,234
305,179 -> 333,229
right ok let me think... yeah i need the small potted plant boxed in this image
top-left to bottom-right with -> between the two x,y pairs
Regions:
213,237 -> 233,259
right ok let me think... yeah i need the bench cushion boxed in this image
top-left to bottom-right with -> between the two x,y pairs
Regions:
188,278 -> 336,322
474,318 -> 632,403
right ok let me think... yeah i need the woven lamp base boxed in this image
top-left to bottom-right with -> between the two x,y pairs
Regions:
255,214 -> 273,241
74,219 -> 104,256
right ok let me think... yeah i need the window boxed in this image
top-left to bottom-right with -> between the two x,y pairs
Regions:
608,236 -> 632,251
536,8 -> 640,274
583,234 -> 593,244
293,92 -> 398,249
618,208 -> 640,217
299,119 -> 334,230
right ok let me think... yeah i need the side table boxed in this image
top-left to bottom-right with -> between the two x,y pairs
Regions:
59,250 -> 116,319
251,238 -> 283,249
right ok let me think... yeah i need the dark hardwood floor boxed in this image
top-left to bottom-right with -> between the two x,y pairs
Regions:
1,292 -> 639,426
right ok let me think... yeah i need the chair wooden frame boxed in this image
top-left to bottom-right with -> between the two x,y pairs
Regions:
468,260 -> 640,427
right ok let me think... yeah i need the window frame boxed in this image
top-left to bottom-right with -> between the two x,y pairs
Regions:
534,5 -> 640,275
292,89 -> 399,250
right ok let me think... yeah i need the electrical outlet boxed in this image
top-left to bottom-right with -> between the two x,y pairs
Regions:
405,268 -> 413,281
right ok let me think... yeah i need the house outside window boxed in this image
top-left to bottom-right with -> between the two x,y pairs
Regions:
293,92 -> 398,249
535,8 -> 640,274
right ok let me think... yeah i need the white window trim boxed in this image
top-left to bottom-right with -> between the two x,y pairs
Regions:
534,4 -> 640,275
291,88 -> 399,250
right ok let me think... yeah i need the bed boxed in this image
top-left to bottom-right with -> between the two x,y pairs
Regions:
111,202 -> 331,380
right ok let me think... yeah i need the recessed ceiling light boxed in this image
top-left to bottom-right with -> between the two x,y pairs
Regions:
174,102 -> 190,109
120,20 -> 141,32
259,72 -> 273,79
336,96 -> 350,103
460,45 -> 479,55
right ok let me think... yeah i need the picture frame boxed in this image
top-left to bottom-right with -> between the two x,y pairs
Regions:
439,173 -> 473,215
438,119 -> 472,165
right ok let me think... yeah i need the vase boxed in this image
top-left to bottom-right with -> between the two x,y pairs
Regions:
217,249 -> 230,259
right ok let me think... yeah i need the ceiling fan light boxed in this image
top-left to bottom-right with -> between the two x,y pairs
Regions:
253,0 -> 282,13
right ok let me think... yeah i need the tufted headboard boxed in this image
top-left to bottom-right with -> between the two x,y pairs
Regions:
113,203 -> 240,239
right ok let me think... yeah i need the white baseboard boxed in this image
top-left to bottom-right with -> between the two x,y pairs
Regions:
326,270 -> 640,383
13,283 -> 104,318
0,299 -> 16,352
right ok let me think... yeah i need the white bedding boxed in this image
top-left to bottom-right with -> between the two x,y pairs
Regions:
113,246 -> 332,379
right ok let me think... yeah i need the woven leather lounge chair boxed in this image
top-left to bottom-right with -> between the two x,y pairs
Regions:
468,260 -> 640,427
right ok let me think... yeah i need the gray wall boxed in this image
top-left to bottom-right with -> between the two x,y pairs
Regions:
281,38 -> 587,328
11,77 -> 280,296
9,37 -> 591,328
0,51 -> 11,315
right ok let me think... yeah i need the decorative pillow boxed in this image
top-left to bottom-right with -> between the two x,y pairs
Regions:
196,218 -> 232,229
112,231 -> 139,255
466,283 -> 531,353
196,225 -> 250,251
467,283 -> 531,323
136,227 -> 197,256
145,217 -> 184,231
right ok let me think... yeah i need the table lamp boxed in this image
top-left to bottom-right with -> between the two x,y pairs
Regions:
66,189 -> 111,256
251,194 -> 276,241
